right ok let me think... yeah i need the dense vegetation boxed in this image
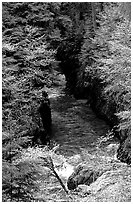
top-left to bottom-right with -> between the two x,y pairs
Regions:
78,3 -> 131,164
56,2 -> 131,164
2,2 -> 131,201
2,2 -> 58,201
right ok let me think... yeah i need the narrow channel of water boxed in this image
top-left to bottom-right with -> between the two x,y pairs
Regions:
33,78 -> 130,202
50,87 -> 118,158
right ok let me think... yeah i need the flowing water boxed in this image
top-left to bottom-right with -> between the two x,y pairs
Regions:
24,75 -> 131,202
50,88 -> 117,159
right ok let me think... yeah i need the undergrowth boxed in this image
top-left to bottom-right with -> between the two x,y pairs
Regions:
2,2 -> 57,201
78,3 -> 131,163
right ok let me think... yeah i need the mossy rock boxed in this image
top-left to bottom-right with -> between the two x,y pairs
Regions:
67,164 -> 102,190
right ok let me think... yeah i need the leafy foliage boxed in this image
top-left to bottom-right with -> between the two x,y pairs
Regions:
78,3 -> 131,162
82,3 -> 130,131
2,2 -> 58,201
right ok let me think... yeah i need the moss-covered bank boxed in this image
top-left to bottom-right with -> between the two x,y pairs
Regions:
56,3 -> 131,164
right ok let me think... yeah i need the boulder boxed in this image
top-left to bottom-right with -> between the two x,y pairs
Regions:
67,164 -> 102,190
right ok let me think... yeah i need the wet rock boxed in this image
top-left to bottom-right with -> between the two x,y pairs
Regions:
67,164 -> 102,190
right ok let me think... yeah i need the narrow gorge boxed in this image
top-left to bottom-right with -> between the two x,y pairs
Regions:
2,2 -> 131,202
